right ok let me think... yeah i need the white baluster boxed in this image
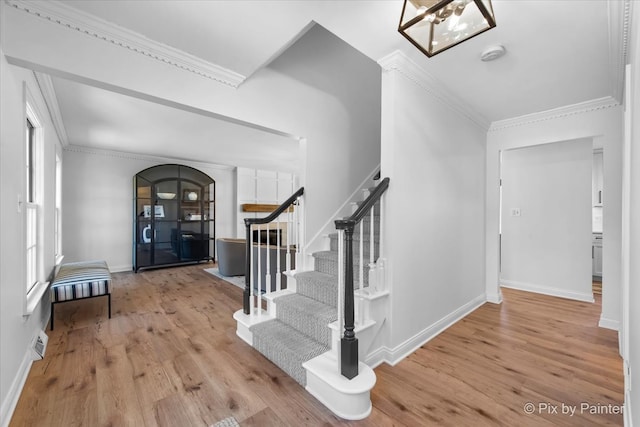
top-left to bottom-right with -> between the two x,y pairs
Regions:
286,207 -> 292,272
257,227 -> 262,314
377,258 -> 385,293
380,192 -> 385,264
359,220 -> 364,292
369,206 -> 376,293
250,225 -> 255,315
370,208 -> 375,263
297,196 -> 304,269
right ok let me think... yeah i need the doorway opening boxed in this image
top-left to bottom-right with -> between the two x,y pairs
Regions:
592,147 -> 604,297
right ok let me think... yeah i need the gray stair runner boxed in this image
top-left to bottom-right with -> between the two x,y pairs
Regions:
249,184 -> 380,386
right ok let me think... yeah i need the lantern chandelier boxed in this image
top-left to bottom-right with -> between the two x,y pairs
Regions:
398,0 -> 497,57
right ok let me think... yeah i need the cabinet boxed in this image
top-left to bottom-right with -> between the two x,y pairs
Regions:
134,164 -> 215,272
593,150 -> 603,206
592,234 -> 603,278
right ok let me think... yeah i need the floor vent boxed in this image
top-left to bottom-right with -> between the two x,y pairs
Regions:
31,330 -> 48,360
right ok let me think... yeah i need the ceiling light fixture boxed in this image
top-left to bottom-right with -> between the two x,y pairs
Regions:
398,0 -> 497,58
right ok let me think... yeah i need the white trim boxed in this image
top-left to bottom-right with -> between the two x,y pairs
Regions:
378,50 -> 490,130
608,0 -> 633,103
375,293 -> 486,366
24,281 -> 49,316
488,97 -> 620,132
33,72 -> 69,146
5,0 -> 245,88
108,264 -> 133,273
0,348 -> 33,427
485,292 -> 503,304
500,280 -> 595,303
624,389 -> 633,427
598,316 -> 620,331
304,353 -> 375,420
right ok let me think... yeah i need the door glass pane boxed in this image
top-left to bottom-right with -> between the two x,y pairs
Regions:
153,221 -> 179,265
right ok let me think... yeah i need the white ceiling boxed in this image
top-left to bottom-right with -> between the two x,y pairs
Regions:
43,0 -> 627,167
50,77 -> 301,170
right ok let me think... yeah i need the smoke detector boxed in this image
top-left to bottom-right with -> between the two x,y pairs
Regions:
480,45 -> 506,62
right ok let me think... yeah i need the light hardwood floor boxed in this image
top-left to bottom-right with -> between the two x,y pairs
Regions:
11,265 -> 623,426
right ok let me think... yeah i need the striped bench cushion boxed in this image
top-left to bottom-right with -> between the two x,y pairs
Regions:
51,260 -> 111,303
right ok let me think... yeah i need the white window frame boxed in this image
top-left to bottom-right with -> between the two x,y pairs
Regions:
54,152 -> 63,263
24,87 -> 48,315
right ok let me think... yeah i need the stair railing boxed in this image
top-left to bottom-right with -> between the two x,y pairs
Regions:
335,177 -> 389,379
243,187 -> 304,315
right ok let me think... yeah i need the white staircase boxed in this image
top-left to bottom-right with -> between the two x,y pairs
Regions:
234,176 -> 389,420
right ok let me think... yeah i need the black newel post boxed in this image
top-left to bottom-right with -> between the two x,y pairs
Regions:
243,220 -> 251,314
341,225 -> 359,379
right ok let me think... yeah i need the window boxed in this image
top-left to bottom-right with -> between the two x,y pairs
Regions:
55,153 -> 62,260
23,88 -> 50,316
25,118 -> 38,294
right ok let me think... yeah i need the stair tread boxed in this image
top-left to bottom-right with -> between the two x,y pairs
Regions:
313,250 -> 374,264
328,232 -> 379,241
295,270 -> 335,281
274,293 -> 336,347
294,271 -> 338,307
250,319 -> 329,386
275,293 -> 336,318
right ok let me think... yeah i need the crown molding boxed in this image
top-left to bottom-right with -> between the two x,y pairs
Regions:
378,50 -> 491,130
488,97 -> 620,132
63,144 -> 236,171
608,0 -> 632,103
5,0 -> 245,88
33,71 -> 69,147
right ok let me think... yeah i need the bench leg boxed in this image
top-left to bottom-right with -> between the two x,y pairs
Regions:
50,302 -> 54,331
108,293 -> 111,318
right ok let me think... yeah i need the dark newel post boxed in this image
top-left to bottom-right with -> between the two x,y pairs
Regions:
243,221 -> 251,314
341,225 -> 358,379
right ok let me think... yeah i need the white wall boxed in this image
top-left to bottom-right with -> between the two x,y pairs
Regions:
0,57 -> 61,424
486,103 -> 623,328
379,52 -> 486,361
62,147 -> 235,272
500,139 -> 593,301
1,10 -> 382,257
625,3 -> 640,424
1,10 -> 381,421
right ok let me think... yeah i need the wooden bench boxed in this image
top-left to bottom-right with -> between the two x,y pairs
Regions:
50,260 -> 112,330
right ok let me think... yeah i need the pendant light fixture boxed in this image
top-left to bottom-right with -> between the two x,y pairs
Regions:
398,0 -> 497,57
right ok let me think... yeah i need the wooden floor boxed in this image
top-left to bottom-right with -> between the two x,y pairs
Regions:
11,265 -> 623,426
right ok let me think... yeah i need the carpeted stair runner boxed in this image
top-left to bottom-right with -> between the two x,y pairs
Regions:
249,186 -> 381,387
251,319 -> 329,386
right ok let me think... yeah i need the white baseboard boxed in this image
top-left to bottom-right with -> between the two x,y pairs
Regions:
486,291 -> 503,304
598,316 -> 620,331
0,348 -> 33,427
377,293 -> 486,366
624,389 -> 633,427
364,346 -> 392,369
501,280 -> 594,303
110,264 -> 133,273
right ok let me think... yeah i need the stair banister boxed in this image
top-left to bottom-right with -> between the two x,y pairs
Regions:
335,177 -> 390,379
243,187 -> 304,315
